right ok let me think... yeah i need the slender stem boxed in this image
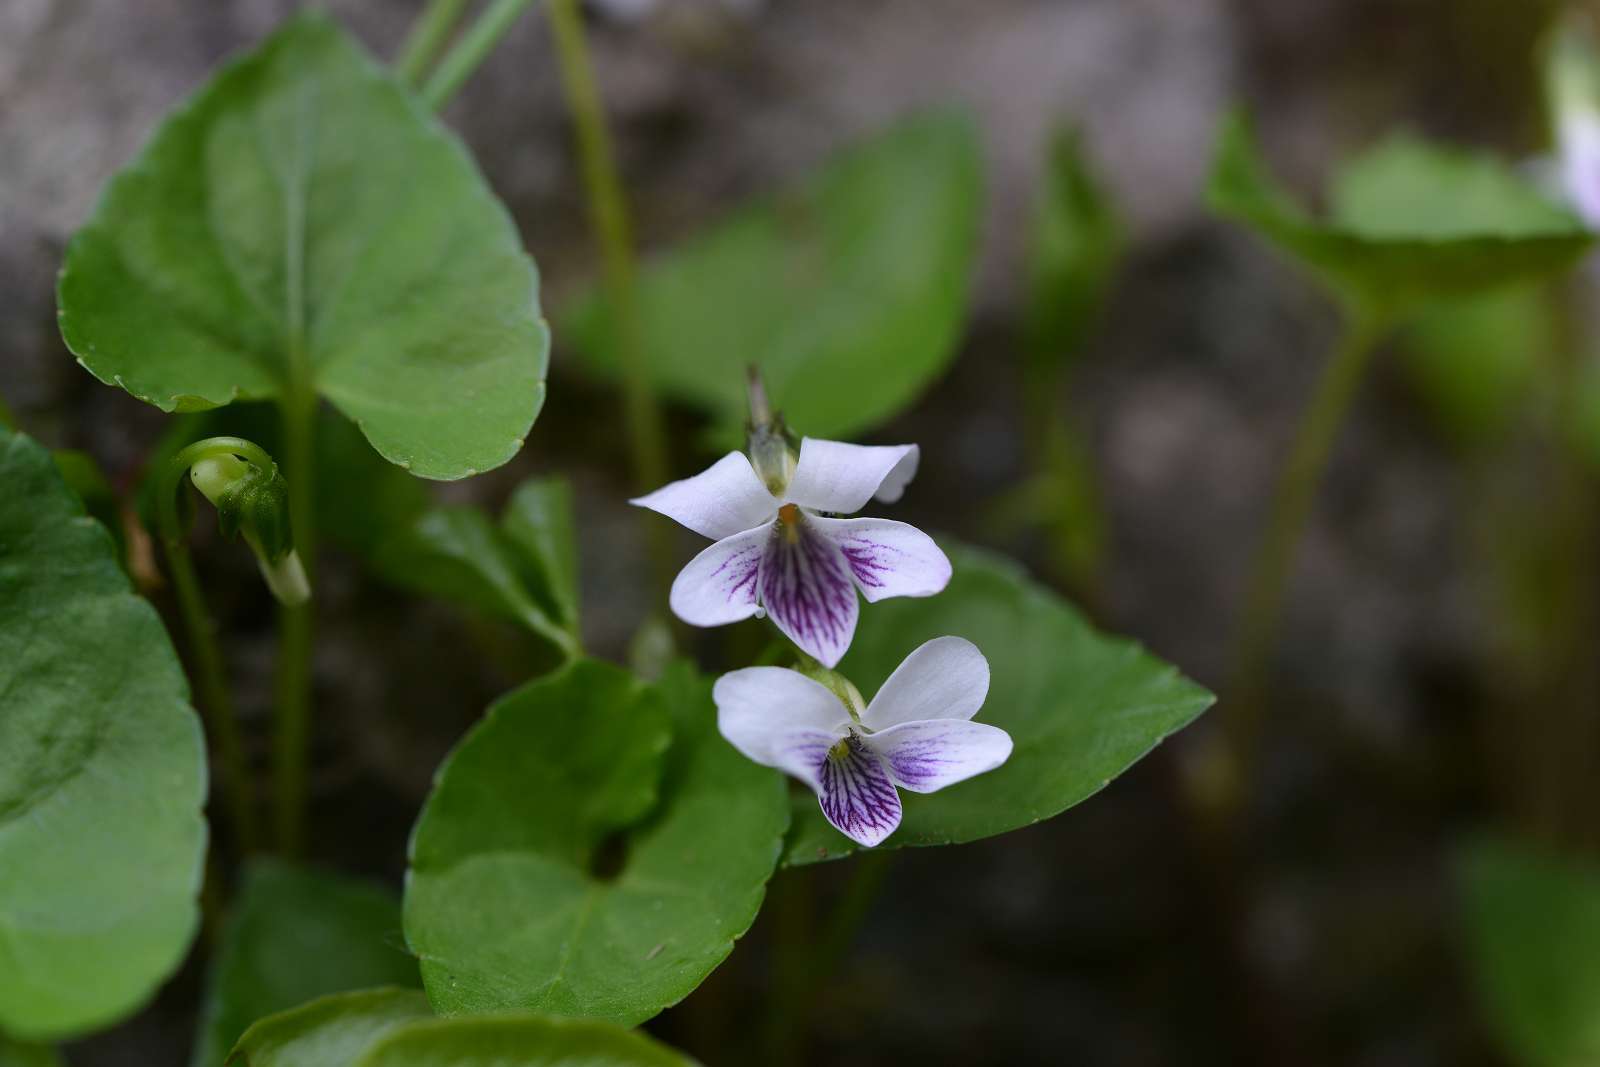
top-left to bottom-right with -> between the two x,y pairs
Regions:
396,0 -> 473,86
1222,309 -> 1388,789
157,439 -> 275,854
0,390 -> 15,430
547,0 -> 675,594
274,392 -> 317,858
421,0 -> 538,111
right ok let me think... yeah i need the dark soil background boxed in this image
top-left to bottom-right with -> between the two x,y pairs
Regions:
0,0 -> 1572,1063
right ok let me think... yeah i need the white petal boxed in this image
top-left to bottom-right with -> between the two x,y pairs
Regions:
783,438 -> 920,514
867,719 -> 1012,794
714,667 -> 852,786
816,735 -> 902,847
861,636 -> 990,731
758,515 -> 859,668
630,452 -> 776,540
1561,114 -> 1600,229
669,524 -> 769,628
811,516 -> 951,603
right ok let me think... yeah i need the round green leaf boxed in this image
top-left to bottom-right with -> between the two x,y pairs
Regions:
404,661 -> 787,1024
194,860 -> 420,1067
0,426 -> 207,1039
1206,110 -> 1592,312
57,13 -> 548,480
228,988 -> 431,1067
784,541 -> 1214,865
356,1015 -> 695,1067
1458,836 -> 1600,1067
562,111 -> 980,441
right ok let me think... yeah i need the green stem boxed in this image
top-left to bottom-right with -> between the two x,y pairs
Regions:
158,438 -> 276,855
396,0 -> 473,86
420,0 -> 539,111
1222,309 -> 1388,792
274,393 -> 317,858
547,0 -> 675,593
0,390 -> 15,430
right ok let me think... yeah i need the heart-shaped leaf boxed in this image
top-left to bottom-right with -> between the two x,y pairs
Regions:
0,426 -> 206,1039
562,111 -> 980,441
784,541 -> 1214,865
404,661 -> 787,1024
193,860 -> 420,1067
1207,111 -> 1592,312
228,988 -> 694,1067
58,13 -> 548,480
1458,836 -> 1600,1067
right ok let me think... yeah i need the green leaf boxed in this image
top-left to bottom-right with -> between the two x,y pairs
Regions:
1206,111 -> 1591,312
57,13 -> 548,480
193,860 -> 420,1067
355,1015 -> 695,1067
785,541 -> 1214,865
372,482 -> 580,658
404,661 -> 788,1024
1397,285 -> 1549,449
1458,837 -> 1600,1067
562,111 -> 981,441
0,426 -> 206,1040
0,1036 -> 61,1067
500,478 -> 580,632
227,988 -> 431,1067
229,989 -> 693,1067
1023,124 -> 1123,367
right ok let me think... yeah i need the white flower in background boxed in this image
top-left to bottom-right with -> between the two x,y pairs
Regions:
632,437 -> 950,667
714,637 -> 1012,847
1547,16 -> 1600,228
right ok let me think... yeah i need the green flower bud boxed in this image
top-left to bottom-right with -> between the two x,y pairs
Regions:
187,451 -> 306,605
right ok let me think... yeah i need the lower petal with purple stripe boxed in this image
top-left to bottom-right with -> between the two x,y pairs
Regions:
815,733 -> 902,847
759,514 -> 859,667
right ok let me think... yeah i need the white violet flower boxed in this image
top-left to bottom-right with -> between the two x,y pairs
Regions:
631,437 -> 951,667
1548,18 -> 1600,229
713,636 -> 1012,847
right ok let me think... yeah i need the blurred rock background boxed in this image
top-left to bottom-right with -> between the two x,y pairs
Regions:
0,0 -> 1568,1062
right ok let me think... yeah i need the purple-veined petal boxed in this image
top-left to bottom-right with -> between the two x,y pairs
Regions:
811,516 -> 951,603
816,734 -> 902,847
759,513 -> 859,668
669,523 -> 769,628
713,667 -> 853,783
630,452 -> 776,540
867,718 -> 1012,794
861,636 -> 989,731
783,438 -> 920,514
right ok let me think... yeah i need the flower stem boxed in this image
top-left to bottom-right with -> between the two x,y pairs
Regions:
157,438 -> 278,855
274,383 -> 317,857
396,0 -> 473,86
547,0 -> 675,592
1221,309 -> 1388,795
420,0 -> 538,111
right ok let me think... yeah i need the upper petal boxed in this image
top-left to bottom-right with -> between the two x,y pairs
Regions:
714,666 -> 852,787
759,516 -> 859,668
630,452 -> 776,540
816,734 -> 903,847
783,438 -> 920,514
669,523 -> 769,628
867,719 -> 1013,794
861,635 -> 990,731
811,516 -> 951,603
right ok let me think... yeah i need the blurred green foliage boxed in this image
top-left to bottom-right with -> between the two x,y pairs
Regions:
563,111 -> 981,442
